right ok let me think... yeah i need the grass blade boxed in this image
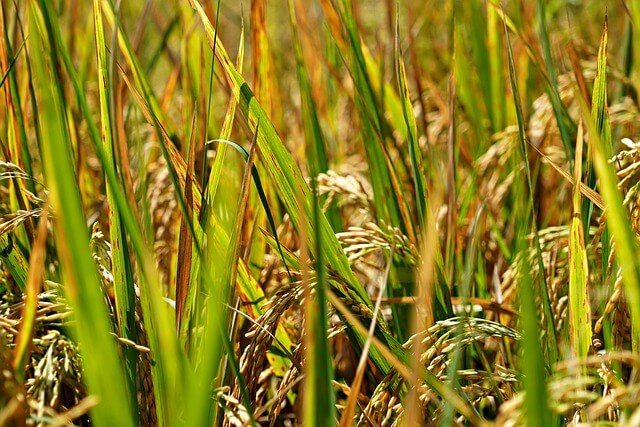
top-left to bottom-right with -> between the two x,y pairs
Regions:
587,17 -> 612,299
29,3 -> 134,423
568,120 -> 592,359
520,254 -> 552,427
92,1 -> 138,413
395,9 -> 427,233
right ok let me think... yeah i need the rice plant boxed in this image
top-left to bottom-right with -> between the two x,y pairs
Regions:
2,0 -> 640,425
